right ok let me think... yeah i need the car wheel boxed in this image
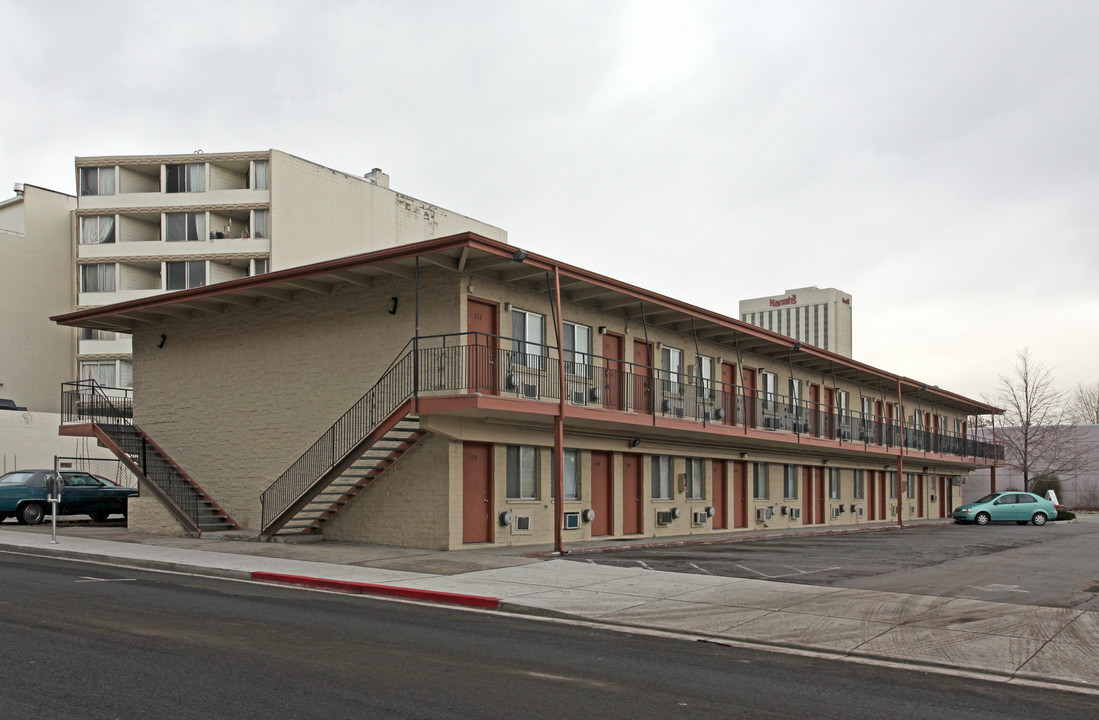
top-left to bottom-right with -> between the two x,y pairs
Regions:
1016,521 -> 1028,525
974,512 -> 991,526
89,511 -> 111,523
18,502 -> 46,526
1032,512 -> 1048,526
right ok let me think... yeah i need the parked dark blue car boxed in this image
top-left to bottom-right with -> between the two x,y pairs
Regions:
0,469 -> 136,525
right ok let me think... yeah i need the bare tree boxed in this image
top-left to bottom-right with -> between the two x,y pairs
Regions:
984,349 -> 1089,492
1066,381 -> 1099,425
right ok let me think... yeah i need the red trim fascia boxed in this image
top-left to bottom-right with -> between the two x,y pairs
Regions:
250,571 -> 501,610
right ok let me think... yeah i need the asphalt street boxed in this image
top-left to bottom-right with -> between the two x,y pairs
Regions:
570,519 -> 1099,609
2,553 -> 1096,719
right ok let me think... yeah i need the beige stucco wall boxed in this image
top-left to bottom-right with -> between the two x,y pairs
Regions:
131,269 -> 460,530
322,433 -> 454,549
0,186 -> 76,413
0,411 -> 115,473
269,151 -> 506,270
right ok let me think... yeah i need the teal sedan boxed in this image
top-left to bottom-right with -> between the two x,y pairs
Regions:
953,492 -> 1057,526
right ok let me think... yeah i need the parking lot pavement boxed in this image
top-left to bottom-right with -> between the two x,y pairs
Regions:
570,515 -> 1099,609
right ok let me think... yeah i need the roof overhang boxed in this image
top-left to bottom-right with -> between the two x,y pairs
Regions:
52,232 -> 1002,416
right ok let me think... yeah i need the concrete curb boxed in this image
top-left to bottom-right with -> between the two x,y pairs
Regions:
250,571 -> 501,610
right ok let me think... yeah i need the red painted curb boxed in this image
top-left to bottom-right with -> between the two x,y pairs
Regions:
250,571 -> 501,610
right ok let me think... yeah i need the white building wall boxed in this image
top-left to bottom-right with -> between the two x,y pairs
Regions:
739,286 -> 853,357
0,185 -> 76,413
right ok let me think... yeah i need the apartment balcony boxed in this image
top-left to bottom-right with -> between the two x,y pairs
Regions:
78,335 -> 132,357
77,156 -> 270,211
398,334 -> 1003,468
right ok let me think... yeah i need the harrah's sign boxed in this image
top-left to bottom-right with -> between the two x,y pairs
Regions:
769,294 -> 797,307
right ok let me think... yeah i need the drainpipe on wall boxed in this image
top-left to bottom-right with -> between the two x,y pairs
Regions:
990,413 -> 997,494
413,256 -> 420,415
553,266 -> 566,555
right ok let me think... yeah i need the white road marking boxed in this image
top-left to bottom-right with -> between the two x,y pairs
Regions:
517,670 -> 608,688
688,562 -> 713,575
735,563 -> 841,579
75,576 -> 136,583
967,584 -> 1030,594
636,560 -> 654,571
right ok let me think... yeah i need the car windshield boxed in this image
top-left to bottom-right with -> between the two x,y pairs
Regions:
1,472 -> 38,484
974,493 -> 1002,504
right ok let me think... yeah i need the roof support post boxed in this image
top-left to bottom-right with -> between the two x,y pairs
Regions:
896,377 -> 905,528
640,301 -> 655,425
413,255 -> 420,415
990,412 -> 998,494
732,332 -> 748,435
552,266 -> 566,555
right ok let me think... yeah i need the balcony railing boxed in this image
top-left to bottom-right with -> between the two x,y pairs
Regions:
412,333 -> 1003,462
61,379 -> 133,425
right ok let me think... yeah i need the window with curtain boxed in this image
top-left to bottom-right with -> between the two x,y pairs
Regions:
166,212 -> 205,242
252,209 -> 270,238
253,160 -> 270,190
79,328 -> 117,341
80,215 -> 115,244
79,167 -> 115,196
853,469 -> 864,499
551,449 -> 580,500
506,445 -> 539,499
783,464 -> 799,499
695,355 -> 713,399
80,360 -> 116,386
753,463 -> 769,499
562,322 -> 590,376
119,360 -> 133,388
165,163 -> 206,192
661,346 -> 682,394
80,264 -> 115,293
686,457 -> 704,499
511,308 -> 544,368
651,455 -> 671,499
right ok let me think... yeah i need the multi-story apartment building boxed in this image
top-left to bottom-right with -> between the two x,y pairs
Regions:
0,184 -> 76,413
740,287 -> 852,357
55,234 -> 1002,548
73,150 -> 507,388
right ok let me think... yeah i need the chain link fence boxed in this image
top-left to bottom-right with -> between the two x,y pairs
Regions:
55,456 -> 140,489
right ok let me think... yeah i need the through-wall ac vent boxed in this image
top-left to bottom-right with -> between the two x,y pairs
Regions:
832,506 -> 842,519
571,389 -> 587,405
673,406 -> 685,419
564,512 -> 580,530
857,506 -> 865,516
522,383 -> 539,399
656,510 -> 674,526
756,507 -> 774,522
515,515 -> 531,531
693,511 -> 709,525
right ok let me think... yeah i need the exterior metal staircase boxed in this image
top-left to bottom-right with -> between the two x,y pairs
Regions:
61,380 -> 239,536
260,346 -> 422,539
274,416 -> 426,536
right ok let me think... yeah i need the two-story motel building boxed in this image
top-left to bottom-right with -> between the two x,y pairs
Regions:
52,233 -> 1002,549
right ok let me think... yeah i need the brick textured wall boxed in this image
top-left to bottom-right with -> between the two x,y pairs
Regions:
130,270 -> 458,530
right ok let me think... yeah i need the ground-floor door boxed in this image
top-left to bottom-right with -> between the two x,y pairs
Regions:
868,471 -> 878,520
814,467 -> 825,524
462,442 -> 492,543
622,453 -> 643,534
590,451 -> 612,536
939,476 -> 947,517
878,472 -> 887,520
733,461 -> 748,528
712,460 -> 727,529
802,468 -> 813,525
917,475 -> 925,517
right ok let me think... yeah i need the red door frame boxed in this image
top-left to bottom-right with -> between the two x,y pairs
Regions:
733,461 -> 748,528
590,451 -> 612,536
720,362 -> 737,426
632,340 -> 652,415
602,333 -> 625,411
622,453 -> 643,534
801,467 -> 812,525
712,460 -> 728,529
868,471 -> 877,520
462,442 -> 493,543
742,367 -> 757,428
809,384 -> 821,436
466,298 -> 498,395
814,467 -> 825,524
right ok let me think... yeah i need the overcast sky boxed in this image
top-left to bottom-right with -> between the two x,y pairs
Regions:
3,0 -> 1097,401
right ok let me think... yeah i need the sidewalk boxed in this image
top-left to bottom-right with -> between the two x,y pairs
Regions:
1,525 -> 1095,694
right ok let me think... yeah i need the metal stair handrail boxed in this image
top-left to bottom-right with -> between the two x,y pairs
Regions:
260,347 -> 416,531
61,378 -> 134,425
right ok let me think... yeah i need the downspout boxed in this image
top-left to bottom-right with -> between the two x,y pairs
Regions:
896,378 -> 905,528
990,412 -> 997,494
640,301 -> 654,425
691,318 -> 703,425
552,266 -> 566,555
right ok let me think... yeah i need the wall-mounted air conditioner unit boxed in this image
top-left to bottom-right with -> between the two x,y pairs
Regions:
789,507 -> 801,520
564,512 -> 580,530
693,511 -> 709,525
756,507 -> 774,522
570,389 -> 587,405
930,494 -> 937,502
522,383 -> 539,399
857,506 -> 865,516
516,516 -> 531,531
832,506 -> 842,519
673,406 -> 685,419
656,510 -> 674,526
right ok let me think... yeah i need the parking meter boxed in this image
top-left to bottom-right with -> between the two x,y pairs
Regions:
45,472 -> 62,544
